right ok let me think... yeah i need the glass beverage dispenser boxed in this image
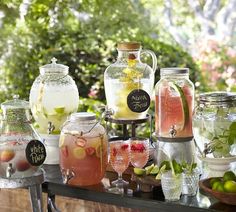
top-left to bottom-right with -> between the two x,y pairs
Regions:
104,42 -> 157,120
0,96 -> 46,178
154,68 -> 195,164
29,58 -> 79,164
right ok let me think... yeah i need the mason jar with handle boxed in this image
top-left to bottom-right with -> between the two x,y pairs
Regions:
104,42 -> 157,120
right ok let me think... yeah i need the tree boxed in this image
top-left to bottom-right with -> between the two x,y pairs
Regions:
0,0 -> 198,102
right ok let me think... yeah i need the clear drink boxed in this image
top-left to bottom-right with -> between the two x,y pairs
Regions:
161,171 -> 183,201
30,85 -> 79,133
105,78 -> 152,119
59,132 -> 108,186
109,140 -> 130,186
130,138 -> 149,168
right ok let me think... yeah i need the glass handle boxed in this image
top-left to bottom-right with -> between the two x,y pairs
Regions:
141,49 -> 157,73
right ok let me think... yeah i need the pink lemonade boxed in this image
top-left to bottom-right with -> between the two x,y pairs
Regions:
155,84 -> 193,138
130,139 -> 149,168
59,133 -> 108,186
109,141 -> 130,174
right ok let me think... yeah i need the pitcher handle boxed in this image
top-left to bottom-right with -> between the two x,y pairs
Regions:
141,49 -> 157,73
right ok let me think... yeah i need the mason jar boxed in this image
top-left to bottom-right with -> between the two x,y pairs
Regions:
59,112 -> 108,186
104,42 -> 157,120
155,68 -> 194,140
193,92 -> 236,159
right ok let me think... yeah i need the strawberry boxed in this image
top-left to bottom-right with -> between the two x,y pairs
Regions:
85,147 -> 95,156
131,143 -> 145,153
61,146 -> 69,158
112,148 -> 117,157
121,144 -> 129,150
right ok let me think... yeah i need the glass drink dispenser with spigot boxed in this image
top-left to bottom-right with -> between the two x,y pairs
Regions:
29,58 -> 79,164
154,68 -> 195,164
0,95 -> 46,178
104,42 -> 157,120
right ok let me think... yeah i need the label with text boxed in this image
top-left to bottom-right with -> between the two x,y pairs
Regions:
25,140 -> 46,166
127,89 -> 150,113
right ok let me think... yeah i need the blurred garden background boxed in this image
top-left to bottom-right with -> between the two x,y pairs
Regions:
0,0 -> 236,112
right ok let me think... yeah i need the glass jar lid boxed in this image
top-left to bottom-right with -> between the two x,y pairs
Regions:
117,42 -> 141,51
199,92 -> 236,103
160,68 -> 189,76
1,95 -> 29,110
70,112 -> 96,122
40,57 -> 69,75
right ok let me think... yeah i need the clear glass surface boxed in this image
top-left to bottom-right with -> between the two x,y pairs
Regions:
109,140 -> 130,186
161,171 -> 183,201
182,170 -> 200,196
130,138 -> 149,168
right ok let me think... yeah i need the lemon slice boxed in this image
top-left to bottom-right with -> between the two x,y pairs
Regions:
73,147 -> 86,159
134,167 -> 146,176
54,106 -> 65,114
59,134 -> 65,148
169,82 -> 189,131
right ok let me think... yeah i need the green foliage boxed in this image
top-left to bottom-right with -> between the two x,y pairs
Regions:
0,0 -> 199,104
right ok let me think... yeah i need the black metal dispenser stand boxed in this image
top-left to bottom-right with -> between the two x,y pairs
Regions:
104,112 -> 153,140
0,170 -> 44,212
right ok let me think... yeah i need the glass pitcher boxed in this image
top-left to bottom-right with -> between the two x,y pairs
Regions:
104,42 -> 157,120
29,58 -> 79,134
0,95 -> 45,178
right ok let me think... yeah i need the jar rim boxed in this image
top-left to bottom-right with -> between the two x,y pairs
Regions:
199,92 -> 236,102
69,112 -> 96,121
160,67 -> 189,75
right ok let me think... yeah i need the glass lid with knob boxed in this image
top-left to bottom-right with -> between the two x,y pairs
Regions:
29,58 -> 79,135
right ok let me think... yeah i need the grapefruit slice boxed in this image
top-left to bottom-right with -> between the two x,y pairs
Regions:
168,82 -> 189,131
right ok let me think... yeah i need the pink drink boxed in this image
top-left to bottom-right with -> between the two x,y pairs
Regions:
155,84 -> 193,138
109,141 -> 130,174
130,138 -> 149,168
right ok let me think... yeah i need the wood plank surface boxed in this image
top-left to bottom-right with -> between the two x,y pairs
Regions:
0,189 -> 141,212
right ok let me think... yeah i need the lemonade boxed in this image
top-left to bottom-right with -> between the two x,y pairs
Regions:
105,78 -> 152,119
30,85 -> 79,134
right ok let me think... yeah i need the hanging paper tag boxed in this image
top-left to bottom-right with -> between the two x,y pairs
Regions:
25,140 -> 46,166
127,89 -> 150,113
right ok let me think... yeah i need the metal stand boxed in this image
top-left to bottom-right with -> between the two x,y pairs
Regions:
0,170 -> 44,212
105,114 -> 152,140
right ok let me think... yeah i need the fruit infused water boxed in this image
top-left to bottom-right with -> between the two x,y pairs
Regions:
109,140 -> 130,186
30,86 -> 78,133
130,138 -> 149,168
59,133 -> 107,186
0,141 -> 36,178
155,68 -> 194,139
59,112 -> 108,186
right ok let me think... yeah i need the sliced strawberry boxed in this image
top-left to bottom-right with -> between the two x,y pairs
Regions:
121,144 -> 129,150
61,146 -> 69,158
131,143 -> 145,153
112,148 -> 117,157
85,147 -> 96,156
75,138 -> 87,147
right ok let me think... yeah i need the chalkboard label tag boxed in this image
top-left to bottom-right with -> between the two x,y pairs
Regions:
26,140 -> 46,166
127,89 -> 150,113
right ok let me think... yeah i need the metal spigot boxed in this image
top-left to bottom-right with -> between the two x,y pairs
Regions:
103,106 -> 114,119
6,163 -> 15,178
62,169 -> 75,184
169,125 -> 177,138
47,121 -> 55,134
203,143 -> 214,157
